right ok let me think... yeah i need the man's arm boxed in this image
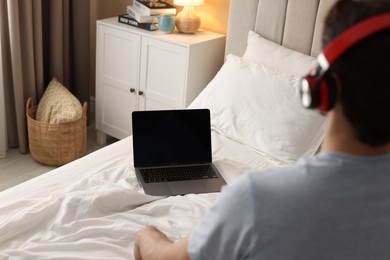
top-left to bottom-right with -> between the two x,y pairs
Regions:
134,226 -> 190,260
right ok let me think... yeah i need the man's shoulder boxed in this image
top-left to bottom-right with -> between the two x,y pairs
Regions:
244,154 -> 326,185
248,151 -> 390,182
244,151 -> 390,199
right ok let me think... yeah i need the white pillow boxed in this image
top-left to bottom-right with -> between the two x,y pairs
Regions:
242,30 -> 317,77
189,54 -> 326,163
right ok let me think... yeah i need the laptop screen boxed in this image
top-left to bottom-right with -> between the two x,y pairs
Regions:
132,109 -> 212,167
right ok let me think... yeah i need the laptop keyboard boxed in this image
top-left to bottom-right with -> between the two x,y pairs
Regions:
140,165 -> 218,183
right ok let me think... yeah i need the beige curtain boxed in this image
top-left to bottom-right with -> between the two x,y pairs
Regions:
0,33 -> 6,158
0,0 -> 90,154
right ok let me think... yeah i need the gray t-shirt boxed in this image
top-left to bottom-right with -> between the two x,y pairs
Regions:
188,152 -> 390,260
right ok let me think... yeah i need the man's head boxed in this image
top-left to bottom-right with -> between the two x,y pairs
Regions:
323,0 -> 390,147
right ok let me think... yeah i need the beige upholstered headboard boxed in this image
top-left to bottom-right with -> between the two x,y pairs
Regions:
225,0 -> 338,58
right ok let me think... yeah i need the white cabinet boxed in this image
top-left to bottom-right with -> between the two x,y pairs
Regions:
96,17 -> 225,143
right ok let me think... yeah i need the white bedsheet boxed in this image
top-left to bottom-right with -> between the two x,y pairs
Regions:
0,131 -> 279,259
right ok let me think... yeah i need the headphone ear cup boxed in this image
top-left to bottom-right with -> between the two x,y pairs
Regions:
312,71 -> 338,113
324,73 -> 338,111
318,72 -> 338,112
300,67 -> 324,110
300,66 -> 338,112
309,76 -> 323,109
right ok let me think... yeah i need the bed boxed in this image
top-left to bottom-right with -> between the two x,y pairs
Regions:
0,0 -> 336,258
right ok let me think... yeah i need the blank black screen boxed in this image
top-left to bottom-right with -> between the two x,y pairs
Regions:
132,109 -> 212,167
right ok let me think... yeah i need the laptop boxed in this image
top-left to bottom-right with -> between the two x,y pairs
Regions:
132,109 -> 226,196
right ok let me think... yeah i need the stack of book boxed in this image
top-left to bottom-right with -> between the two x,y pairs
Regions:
118,0 -> 176,31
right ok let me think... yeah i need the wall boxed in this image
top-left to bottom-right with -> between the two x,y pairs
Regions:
89,0 -> 231,98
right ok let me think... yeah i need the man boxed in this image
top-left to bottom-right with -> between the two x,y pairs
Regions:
134,0 -> 390,259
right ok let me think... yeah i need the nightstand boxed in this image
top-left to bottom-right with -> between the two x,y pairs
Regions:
95,17 -> 226,144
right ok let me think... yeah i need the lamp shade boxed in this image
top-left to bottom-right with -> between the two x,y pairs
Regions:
173,0 -> 204,7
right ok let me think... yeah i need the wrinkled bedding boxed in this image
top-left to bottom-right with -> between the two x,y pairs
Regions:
0,131 -> 279,259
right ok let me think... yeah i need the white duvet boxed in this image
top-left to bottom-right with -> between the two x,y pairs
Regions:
0,131 -> 278,259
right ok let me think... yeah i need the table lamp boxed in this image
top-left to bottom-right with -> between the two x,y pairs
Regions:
173,0 -> 204,34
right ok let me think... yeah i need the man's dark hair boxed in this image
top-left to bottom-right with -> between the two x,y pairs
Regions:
323,0 -> 390,146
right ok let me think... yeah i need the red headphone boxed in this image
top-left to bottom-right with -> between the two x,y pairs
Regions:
300,13 -> 390,113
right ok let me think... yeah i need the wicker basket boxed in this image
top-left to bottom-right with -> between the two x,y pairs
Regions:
26,97 -> 88,166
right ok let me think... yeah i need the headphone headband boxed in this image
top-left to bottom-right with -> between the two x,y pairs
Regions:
300,12 -> 390,113
323,13 -> 390,65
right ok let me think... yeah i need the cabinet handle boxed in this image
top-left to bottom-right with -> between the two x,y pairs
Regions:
130,88 -> 135,93
138,91 -> 144,96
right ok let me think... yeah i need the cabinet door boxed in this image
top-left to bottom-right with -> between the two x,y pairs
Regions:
138,37 -> 187,110
96,25 -> 140,139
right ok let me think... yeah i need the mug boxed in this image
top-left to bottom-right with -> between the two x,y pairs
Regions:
157,14 -> 175,33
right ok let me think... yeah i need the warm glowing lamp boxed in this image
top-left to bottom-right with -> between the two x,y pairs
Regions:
173,0 -> 204,34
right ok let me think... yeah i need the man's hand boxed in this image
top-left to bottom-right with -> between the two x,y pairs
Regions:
134,226 -> 190,260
